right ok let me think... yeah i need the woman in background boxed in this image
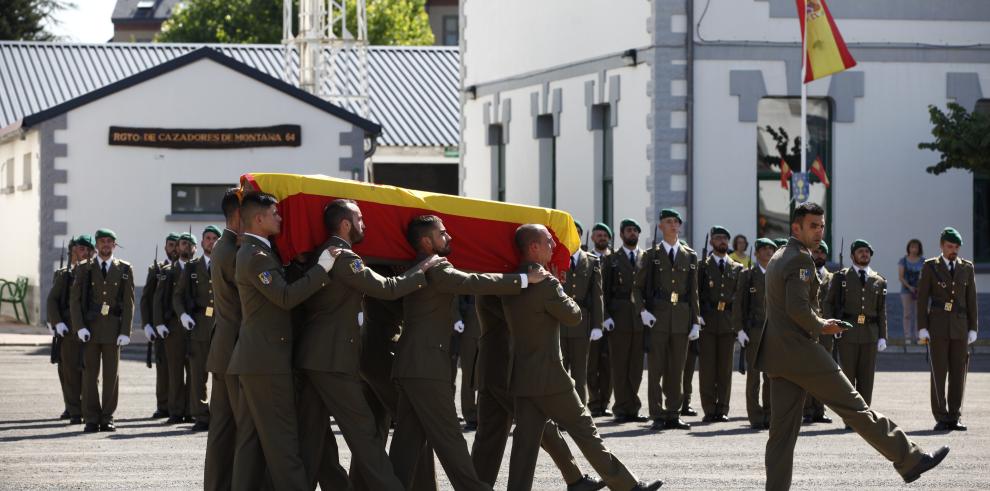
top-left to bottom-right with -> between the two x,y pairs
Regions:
897,238 -> 924,343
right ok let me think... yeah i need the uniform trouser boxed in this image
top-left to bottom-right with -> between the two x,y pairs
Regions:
646,329 -> 689,420
608,327 -> 644,417
560,335 -> 591,405
164,321 -> 189,417
232,374 -> 307,491
471,384 -> 583,486
929,336 -> 969,423
459,336 -> 480,423
508,389 -> 638,491
189,338 -> 210,423
389,378 -> 489,491
81,342 -> 119,424
297,371 -> 403,491
765,369 -> 925,491
59,335 -> 83,417
205,372 -> 239,491
803,335 -> 833,418
744,330 -> 770,426
699,332 -> 735,417
154,339 -> 169,412
682,340 -> 699,410
837,340 -> 878,406
587,337 -> 612,413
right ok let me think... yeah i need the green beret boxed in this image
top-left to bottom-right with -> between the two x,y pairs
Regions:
710,225 -> 730,238
203,225 -> 222,238
592,222 -> 613,238
179,232 -> 198,245
850,239 -> 873,255
95,228 -> 117,241
940,227 -> 962,246
75,234 -> 95,249
774,238 -> 788,247
817,240 -> 829,255
659,208 -> 683,224
573,220 -> 584,235
619,218 -> 641,233
756,238 -> 777,250
166,232 -> 181,242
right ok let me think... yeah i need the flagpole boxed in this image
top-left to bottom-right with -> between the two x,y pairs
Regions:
800,0 -> 808,175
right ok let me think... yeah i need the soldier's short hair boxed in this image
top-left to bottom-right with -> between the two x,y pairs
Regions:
790,202 -> 825,224
514,224 -> 546,254
240,192 -> 278,226
323,199 -> 357,235
406,215 -> 442,249
221,188 -> 241,219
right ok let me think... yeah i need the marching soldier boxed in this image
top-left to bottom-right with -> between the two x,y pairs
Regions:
452,295 -> 481,430
602,218 -> 649,423
503,224 -> 662,491
917,227 -> 979,431
732,237 -> 776,430
697,226 -> 743,422
204,190 -> 243,491
173,226 -> 222,432
633,209 -> 699,431
803,240 -> 835,424
69,229 -> 134,433
561,220 -> 604,406
755,202 -> 947,489
586,223 -> 613,417
155,232 -> 196,424
389,215 -> 545,490
825,240 -> 887,418
141,233 -> 179,419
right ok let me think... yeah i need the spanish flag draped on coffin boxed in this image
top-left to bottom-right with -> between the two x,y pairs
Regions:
239,173 -> 581,273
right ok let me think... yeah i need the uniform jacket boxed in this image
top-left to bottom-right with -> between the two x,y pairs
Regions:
917,257 -> 979,340
69,257 -> 135,343
824,267 -> 888,343
633,242 -> 700,334
698,254 -> 743,334
174,256 -> 216,342
206,230 -> 240,374
561,250 -> 603,338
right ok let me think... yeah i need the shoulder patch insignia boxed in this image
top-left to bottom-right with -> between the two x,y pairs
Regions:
556,283 -> 566,297
350,259 -> 364,273
799,269 -> 809,282
258,271 -> 272,285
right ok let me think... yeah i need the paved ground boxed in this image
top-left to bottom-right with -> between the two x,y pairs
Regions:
1,342 -> 987,490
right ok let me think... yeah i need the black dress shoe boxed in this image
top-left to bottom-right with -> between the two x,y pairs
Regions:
714,414 -> 729,422
152,409 -> 169,419
630,479 -> 664,490
649,419 -> 665,431
190,421 -> 209,432
933,421 -> 952,431
902,446 -> 949,483
750,423 -> 765,430
813,414 -> 833,424
83,423 -> 99,433
763,421 -> 771,430
69,416 -> 82,425
948,421 -> 967,431
680,406 -> 698,417
627,414 -> 649,423
183,415 -> 194,423
165,416 -> 185,424
601,409 -> 613,417
99,422 -> 116,432
60,410 -> 70,420
567,474 -> 607,491
665,418 -> 690,430
463,421 -> 478,431
802,415 -> 813,424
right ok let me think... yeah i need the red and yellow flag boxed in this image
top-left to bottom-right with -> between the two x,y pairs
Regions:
810,156 -> 830,187
797,0 -> 857,83
780,159 -> 793,189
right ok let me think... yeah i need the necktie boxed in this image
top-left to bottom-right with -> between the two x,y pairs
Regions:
859,269 -> 867,286
629,251 -> 636,266
570,256 -> 576,271
668,247 -> 675,265
718,259 -> 725,273
101,261 -> 108,278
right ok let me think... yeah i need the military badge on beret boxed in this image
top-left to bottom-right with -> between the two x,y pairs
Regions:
258,271 -> 272,285
350,259 -> 364,273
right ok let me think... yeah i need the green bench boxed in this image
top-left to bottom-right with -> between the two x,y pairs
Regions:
0,276 -> 30,324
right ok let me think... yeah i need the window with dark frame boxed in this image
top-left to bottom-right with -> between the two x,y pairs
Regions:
592,103 -> 614,230
489,124 -> 506,202
974,99 -> 990,263
442,15 -> 459,46
536,113 -> 556,208
171,184 -> 233,214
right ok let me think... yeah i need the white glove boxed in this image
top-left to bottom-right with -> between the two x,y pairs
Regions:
737,330 -> 750,347
698,316 -> 706,326
55,322 -> 69,337
688,324 -> 701,341
590,328 -> 603,341
453,320 -> 465,333
877,338 -> 887,352
317,249 -> 336,272
77,328 -> 91,342
46,322 -> 54,334
603,318 -> 615,331
918,328 -> 930,342
180,313 -> 196,331
640,310 -> 656,328
968,330 -> 978,345
156,324 -> 170,338
116,334 -> 130,346
144,324 -> 156,340
357,312 -> 364,326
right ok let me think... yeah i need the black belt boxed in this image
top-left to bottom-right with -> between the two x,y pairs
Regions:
192,306 -> 210,315
843,315 -> 879,324
703,302 -> 733,313
930,300 -> 963,311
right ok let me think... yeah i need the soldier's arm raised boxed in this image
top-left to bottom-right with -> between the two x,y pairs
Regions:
247,251 -> 326,310
335,252 -> 426,300
783,253 -> 827,338
431,264 -> 523,296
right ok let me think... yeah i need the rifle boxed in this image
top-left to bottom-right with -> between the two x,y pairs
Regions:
582,230 -> 589,252
50,241 -> 66,365
644,223 -> 659,354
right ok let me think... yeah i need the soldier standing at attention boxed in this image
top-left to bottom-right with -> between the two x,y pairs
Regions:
697,226 -> 743,422
733,237 -> 776,430
587,223 -> 614,417
916,227 -> 979,431
561,220 -> 604,406
602,219 -> 649,423
155,232 -> 197,424
69,229 -> 134,433
141,233 -> 178,419
803,240 -> 834,424
754,202 -> 948,489
173,225 -> 222,432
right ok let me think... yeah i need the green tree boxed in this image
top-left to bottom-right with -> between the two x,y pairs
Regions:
158,0 -> 434,45
0,0 -> 74,41
918,102 -> 990,175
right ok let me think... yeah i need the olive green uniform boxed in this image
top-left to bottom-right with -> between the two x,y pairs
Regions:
47,265 -> 82,418
561,250 -> 603,405
154,260 -> 190,419
451,295 -> 481,425
587,250 -> 613,415
602,247 -> 646,418
698,255 -> 743,418
803,267 -> 833,420
733,265 -> 770,428
174,256 -> 216,424
916,256 -> 979,424
69,257 -> 135,425
140,260 -> 170,415
755,237 -> 925,490
825,267 -> 887,405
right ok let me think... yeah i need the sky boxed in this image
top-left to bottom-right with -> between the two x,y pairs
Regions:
43,0 -> 118,43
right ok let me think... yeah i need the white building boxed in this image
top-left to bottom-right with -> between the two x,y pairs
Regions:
0,43 -> 459,324
458,0 -> 990,337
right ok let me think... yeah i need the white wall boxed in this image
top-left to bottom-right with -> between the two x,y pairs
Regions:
0,131 -> 41,318
54,58 -> 358,288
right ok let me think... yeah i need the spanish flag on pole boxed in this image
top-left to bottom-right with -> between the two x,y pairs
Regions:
797,0 -> 856,83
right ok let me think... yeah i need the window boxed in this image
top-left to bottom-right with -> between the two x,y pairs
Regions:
536,114 -> 556,208
442,15 -> 459,46
755,97 -> 832,246
975,100 -> 990,263
592,103 -> 613,229
19,153 -> 31,191
488,124 -> 505,201
1,158 -> 12,194
171,184 -> 232,214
